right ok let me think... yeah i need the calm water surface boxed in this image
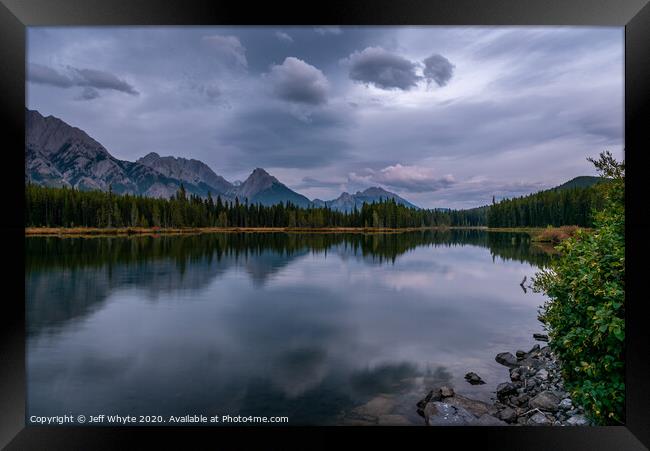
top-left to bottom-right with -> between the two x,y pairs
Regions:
26,230 -> 552,425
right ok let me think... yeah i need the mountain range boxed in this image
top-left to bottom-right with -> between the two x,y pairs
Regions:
312,187 -> 417,212
25,109 -> 420,211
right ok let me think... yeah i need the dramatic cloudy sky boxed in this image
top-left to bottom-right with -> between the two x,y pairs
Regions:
26,26 -> 624,208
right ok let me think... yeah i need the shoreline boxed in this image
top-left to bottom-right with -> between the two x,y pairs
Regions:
24,225 -> 484,237
416,333 -> 591,426
23,225 -> 576,238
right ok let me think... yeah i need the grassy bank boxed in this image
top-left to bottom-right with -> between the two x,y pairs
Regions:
25,225 -> 589,242
25,225 -> 471,237
25,224 -> 589,237
486,226 -> 589,243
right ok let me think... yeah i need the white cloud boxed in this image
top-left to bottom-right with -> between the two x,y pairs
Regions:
275,31 -> 294,43
202,35 -> 248,68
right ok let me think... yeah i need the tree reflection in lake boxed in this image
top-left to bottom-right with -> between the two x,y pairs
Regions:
26,230 -> 551,425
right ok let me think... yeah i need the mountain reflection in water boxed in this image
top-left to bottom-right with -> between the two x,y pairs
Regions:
26,230 -> 551,425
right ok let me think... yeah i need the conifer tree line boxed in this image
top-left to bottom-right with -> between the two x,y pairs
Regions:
25,183 -> 486,228
486,184 -> 606,228
25,181 -> 606,229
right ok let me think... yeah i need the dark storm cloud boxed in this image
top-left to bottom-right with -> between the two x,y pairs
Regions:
218,106 -> 351,169
349,165 -> 456,193
376,175 -> 455,193
28,63 -> 74,88
266,57 -> 329,105
343,47 -> 422,90
423,54 -> 454,87
26,26 -> 623,208
28,63 -> 139,95
72,67 -> 139,95
75,87 -> 101,101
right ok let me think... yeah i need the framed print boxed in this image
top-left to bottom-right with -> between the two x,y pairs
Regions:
1,0 -> 649,449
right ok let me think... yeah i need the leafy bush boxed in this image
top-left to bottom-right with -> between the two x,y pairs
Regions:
533,151 -> 624,425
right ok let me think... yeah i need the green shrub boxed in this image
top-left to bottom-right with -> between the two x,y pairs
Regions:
533,151 -> 624,425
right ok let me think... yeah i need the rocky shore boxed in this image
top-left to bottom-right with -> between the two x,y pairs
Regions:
416,334 -> 592,426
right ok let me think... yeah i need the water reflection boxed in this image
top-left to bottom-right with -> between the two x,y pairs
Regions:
26,230 -> 551,425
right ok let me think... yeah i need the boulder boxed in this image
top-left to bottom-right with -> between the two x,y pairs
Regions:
440,386 -> 455,398
516,350 -> 526,359
535,369 -> 549,381
423,401 -> 438,425
497,407 -> 518,424
528,344 -> 541,355
533,333 -> 549,342
464,372 -> 486,385
550,389 -> 568,400
527,412 -> 552,425
496,382 -> 518,401
417,388 -> 443,412
566,414 -> 589,426
425,402 -> 476,426
447,394 -> 490,417
516,394 -> 529,406
417,390 -> 434,409
509,367 -> 521,381
559,398 -> 573,411
496,352 -> 518,367
529,391 -> 561,412
518,357 -> 544,370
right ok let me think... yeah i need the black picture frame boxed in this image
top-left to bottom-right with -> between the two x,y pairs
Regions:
1,1 -> 648,449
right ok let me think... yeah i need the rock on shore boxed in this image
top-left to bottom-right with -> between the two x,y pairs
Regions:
464,372 -> 486,385
416,385 -> 507,426
416,336 -> 593,426
488,342 -> 592,426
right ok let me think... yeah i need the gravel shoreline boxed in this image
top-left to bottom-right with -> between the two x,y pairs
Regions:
416,334 -> 593,426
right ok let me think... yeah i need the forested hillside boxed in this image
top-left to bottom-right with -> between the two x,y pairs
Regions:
487,183 -> 606,228
25,183 -> 485,229
26,174 -> 610,230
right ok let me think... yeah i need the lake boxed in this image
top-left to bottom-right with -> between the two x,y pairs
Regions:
26,230 -> 552,425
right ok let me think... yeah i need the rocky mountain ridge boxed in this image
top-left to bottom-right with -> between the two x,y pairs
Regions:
25,109 -> 419,210
314,187 -> 418,212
